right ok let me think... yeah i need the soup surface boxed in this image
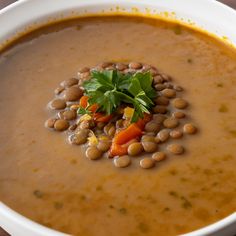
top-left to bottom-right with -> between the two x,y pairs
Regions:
0,16 -> 236,236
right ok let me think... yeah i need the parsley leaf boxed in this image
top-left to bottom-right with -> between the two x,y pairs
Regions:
82,69 -> 156,122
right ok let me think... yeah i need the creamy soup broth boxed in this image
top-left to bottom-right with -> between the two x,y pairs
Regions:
0,16 -> 236,236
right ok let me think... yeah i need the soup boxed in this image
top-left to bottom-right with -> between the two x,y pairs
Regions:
0,16 -> 236,236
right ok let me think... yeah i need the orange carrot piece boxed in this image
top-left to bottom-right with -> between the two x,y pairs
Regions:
79,95 -> 98,112
79,95 -> 89,108
93,113 -> 113,123
110,139 -> 137,157
136,113 -> 152,129
113,123 -> 142,145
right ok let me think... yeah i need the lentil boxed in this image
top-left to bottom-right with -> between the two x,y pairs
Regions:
129,62 -> 142,69
54,119 -> 69,131
45,118 -> 57,128
86,146 -> 103,160
173,98 -> 188,109
142,141 -> 158,153
155,96 -> 169,106
157,129 -> 170,142
170,130 -> 183,139
162,88 -> 176,98
140,158 -> 155,169
173,111 -> 186,119
114,155 -> 131,168
153,105 -> 167,114
128,142 -> 143,156
63,110 -> 77,120
49,99 -> 66,110
152,152 -> 166,162
163,118 -> 179,129
183,123 -> 197,134
145,122 -> 161,133
64,86 -> 83,101
97,141 -> 111,152
167,144 -> 184,154
62,78 -> 78,87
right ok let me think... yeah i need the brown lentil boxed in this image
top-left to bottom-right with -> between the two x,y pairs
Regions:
64,86 -> 83,101
140,158 -> 155,169
108,126 -> 116,137
152,152 -> 166,162
153,75 -> 163,84
174,85 -> 183,91
116,63 -> 128,71
79,120 -> 90,130
173,111 -> 186,119
183,123 -> 197,134
157,129 -> 170,142
97,141 -> 111,152
49,99 -> 66,110
128,142 -> 143,156
173,98 -> 188,109
68,124 -> 77,131
78,67 -> 90,73
155,96 -> 169,106
167,144 -> 184,155
163,118 -> 179,129
62,78 -> 78,88
162,88 -> 176,98
155,84 -> 166,91
153,105 -> 167,114
45,118 -> 57,129
63,110 -> 77,120
141,135 -> 156,142
170,130 -> 183,139
129,62 -> 142,69
114,155 -> 131,168
145,122 -> 161,133
142,141 -> 158,153
100,62 -> 113,68
153,114 -> 166,124
97,122 -> 106,130
54,86 -> 64,95
86,146 -> 103,160
70,130 -> 89,145
54,119 -> 69,131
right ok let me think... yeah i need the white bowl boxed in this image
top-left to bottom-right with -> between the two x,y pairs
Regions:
0,0 -> 236,235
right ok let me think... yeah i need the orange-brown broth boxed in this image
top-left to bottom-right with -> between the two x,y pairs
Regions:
0,16 -> 236,236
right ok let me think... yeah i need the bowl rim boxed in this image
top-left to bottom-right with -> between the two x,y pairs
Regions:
0,0 -> 236,235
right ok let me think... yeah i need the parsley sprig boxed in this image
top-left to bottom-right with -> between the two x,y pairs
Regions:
79,70 -> 156,122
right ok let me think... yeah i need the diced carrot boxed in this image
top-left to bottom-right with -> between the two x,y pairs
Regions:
89,104 -> 99,113
136,113 -> 152,129
79,95 -> 89,108
93,113 -> 113,123
113,123 -> 142,145
109,139 -> 137,157
79,95 -> 98,112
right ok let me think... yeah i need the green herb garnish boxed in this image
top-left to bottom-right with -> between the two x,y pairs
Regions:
80,70 -> 156,122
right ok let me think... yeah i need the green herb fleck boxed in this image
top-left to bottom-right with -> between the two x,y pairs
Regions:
54,202 -> 63,210
77,107 -> 91,115
219,104 -> 228,113
81,70 -> 156,122
119,208 -> 127,215
33,190 -> 44,199
138,222 -> 150,233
